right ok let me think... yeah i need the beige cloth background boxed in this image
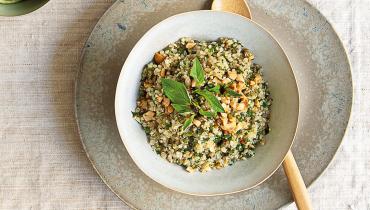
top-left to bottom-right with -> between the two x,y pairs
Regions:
0,0 -> 368,209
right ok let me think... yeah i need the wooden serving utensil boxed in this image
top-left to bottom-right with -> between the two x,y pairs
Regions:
283,150 -> 313,210
211,0 -> 252,19
211,1 -> 313,209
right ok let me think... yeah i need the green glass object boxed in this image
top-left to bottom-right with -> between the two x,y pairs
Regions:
0,0 -> 49,16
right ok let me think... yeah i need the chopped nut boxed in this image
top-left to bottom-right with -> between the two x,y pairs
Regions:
230,98 -> 238,109
191,79 -> 196,87
236,121 -> 248,131
175,151 -> 183,159
255,99 -> 260,108
186,166 -> 195,173
184,151 -> 191,158
138,100 -> 148,109
229,83 -> 237,91
228,70 -> 237,80
166,105 -> 174,114
204,67 -> 212,73
229,116 -> 236,122
154,52 -> 165,64
236,103 -> 246,111
222,78 -> 231,84
250,80 -> 256,86
254,74 -> 262,84
212,77 -> 221,84
241,96 -> 249,105
162,97 -> 170,107
253,106 -> 259,112
214,71 -> 223,80
236,82 -> 246,91
221,97 -> 230,104
194,143 -> 204,153
160,152 -> 167,159
156,96 -> 163,103
205,140 -> 216,152
193,119 -> 201,127
200,162 -> 211,172
160,69 -> 166,77
221,115 -> 237,133
143,111 -> 155,121
143,82 -> 152,88
215,162 -> 223,169
185,42 -> 196,49
224,106 -> 231,113
221,116 -> 228,125
236,74 -> 244,82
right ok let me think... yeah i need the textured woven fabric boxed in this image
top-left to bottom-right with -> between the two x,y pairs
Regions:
0,0 -> 368,209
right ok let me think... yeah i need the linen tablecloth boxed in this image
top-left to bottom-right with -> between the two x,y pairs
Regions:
0,0 -> 368,209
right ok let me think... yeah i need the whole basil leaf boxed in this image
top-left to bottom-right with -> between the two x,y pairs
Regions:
199,109 -> 216,118
190,57 -> 205,86
194,89 -> 225,113
172,104 -> 192,113
161,78 -> 191,105
182,114 -> 195,131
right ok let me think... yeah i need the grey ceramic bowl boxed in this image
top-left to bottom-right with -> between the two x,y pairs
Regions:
115,10 -> 299,196
0,0 -> 48,16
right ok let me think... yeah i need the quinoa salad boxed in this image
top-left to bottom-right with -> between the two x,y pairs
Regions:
133,37 -> 272,173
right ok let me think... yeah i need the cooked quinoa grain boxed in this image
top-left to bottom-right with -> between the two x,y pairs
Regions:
133,37 -> 272,173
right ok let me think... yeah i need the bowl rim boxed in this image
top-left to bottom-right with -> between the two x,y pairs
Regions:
114,10 -> 300,196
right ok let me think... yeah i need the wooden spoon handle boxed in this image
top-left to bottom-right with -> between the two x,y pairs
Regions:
283,150 -> 313,210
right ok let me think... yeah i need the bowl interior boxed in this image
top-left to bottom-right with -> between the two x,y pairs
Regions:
0,0 -> 48,16
115,10 -> 299,195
